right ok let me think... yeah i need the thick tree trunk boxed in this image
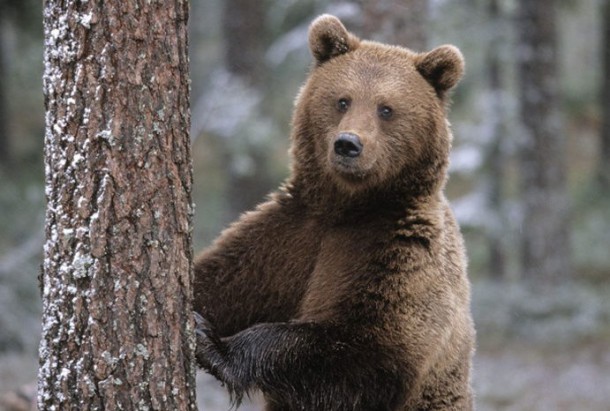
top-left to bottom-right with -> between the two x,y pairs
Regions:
362,0 -> 428,51
600,0 -> 610,190
39,1 -> 197,410
516,0 -> 571,283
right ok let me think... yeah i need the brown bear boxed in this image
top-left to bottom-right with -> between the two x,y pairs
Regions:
194,14 -> 475,411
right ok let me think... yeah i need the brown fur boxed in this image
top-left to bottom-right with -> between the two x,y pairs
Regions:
194,14 -> 475,411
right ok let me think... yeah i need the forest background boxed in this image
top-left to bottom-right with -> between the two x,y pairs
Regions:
1,0 -> 609,410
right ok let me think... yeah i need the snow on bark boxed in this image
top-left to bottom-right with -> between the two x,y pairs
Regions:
40,0 -> 196,409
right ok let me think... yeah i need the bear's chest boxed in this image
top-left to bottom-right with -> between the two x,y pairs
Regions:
297,225 -> 400,322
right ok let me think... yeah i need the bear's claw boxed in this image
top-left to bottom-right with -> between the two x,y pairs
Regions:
193,311 -> 224,352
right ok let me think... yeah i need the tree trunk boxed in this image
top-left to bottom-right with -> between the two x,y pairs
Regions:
0,8 -> 10,167
516,0 -> 571,283
221,0 -> 274,223
600,0 -> 610,190
39,1 -> 197,410
222,0 -> 265,86
485,0 -> 508,280
362,0 -> 428,51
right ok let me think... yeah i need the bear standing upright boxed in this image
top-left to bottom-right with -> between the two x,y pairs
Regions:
194,14 -> 475,411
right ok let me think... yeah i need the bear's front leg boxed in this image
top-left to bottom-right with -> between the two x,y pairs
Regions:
194,313 -> 407,411
194,313 -> 251,404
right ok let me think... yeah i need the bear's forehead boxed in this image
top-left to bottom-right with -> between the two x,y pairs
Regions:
355,44 -> 416,69
316,46 -> 425,98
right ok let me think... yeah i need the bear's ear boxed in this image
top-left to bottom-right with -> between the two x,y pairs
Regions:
415,45 -> 464,98
308,14 -> 359,65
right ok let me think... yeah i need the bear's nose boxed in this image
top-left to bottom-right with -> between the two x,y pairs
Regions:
334,133 -> 363,158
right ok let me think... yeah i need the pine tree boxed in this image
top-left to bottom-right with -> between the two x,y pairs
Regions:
39,1 -> 197,409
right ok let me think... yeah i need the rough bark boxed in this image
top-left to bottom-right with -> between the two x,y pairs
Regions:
39,1 -> 196,410
516,0 -> 571,283
362,0 -> 428,51
600,0 -> 610,190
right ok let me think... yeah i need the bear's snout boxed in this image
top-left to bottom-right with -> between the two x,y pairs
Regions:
334,133 -> 363,158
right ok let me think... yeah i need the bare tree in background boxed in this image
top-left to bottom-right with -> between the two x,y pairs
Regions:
600,0 -> 610,191
221,0 -> 276,222
39,1 -> 197,409
223,0 -> 265,86
0,23 -> 8,167
0,0 -> 13,167
516,0 -> 571,283
484,0 -> 509,280
362,0 -> 428,51
0,0 -> 43,168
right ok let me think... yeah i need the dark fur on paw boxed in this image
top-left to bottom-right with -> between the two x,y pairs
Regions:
193,312 -> 248,406
193,312 -> 225,372
194,312 -> 224,351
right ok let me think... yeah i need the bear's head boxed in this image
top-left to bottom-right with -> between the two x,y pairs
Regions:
290,14 -> 464,205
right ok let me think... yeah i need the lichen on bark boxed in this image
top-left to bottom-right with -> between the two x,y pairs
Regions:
39,1 -> 196,410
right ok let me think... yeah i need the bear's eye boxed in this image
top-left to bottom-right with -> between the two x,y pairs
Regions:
336,98 -> 350,113
378,105 -> 393,120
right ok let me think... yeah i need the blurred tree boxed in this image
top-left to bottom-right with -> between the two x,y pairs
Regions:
0,14 -> 7,166
516,0 -> 571,283
484,0 -> 509,280
223,0 -> 266,86
221,0 -> 276,222
39,1 -> 197,409
0,0 -> 41,33
362,0 -> 428,50
0,0 -> 44,167
600,0 -> 610,190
